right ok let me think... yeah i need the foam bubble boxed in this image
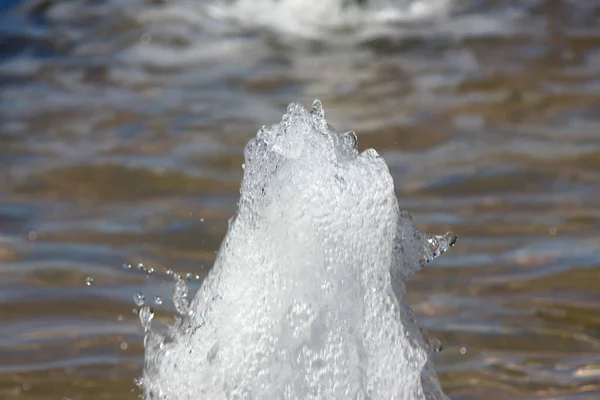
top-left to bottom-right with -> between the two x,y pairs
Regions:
142,100 -> 455,400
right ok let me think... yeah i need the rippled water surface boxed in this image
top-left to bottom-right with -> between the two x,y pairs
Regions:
1,0 -> 600,399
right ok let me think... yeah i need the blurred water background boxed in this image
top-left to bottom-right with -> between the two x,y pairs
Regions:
1,0 -> 600,399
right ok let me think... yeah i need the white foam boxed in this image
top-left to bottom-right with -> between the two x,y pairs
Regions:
206,0 -> 452,40
142,100 -> 455,400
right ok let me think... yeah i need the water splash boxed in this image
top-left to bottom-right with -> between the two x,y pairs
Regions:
172,277 -> 190,316
141,100 -> 455,399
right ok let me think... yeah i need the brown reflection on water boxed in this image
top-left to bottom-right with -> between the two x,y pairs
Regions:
1,0 -> 600,399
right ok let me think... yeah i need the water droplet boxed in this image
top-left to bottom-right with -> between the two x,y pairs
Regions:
134,292 -> 145,306
429,337 -> 443,353
139,306 -> 154,332
85,276 -> 94,286
122,263 -> 131,270
120,341 -> 129,350
154,296 -> 163,305
147,267 -> 154,274
28,231 -> 37,240
134,377 -> 144,388
165,269 -> 173,276
117,315 -> 123,321
200,218 -> 205,222
137,263 -> 146,272
460,346 -> 467,355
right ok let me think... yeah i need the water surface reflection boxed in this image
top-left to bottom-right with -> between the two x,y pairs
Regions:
0,0 -> 599,399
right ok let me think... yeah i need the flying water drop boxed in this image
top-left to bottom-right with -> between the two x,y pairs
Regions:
134,292 -> 145,307
429,337 -> 443,353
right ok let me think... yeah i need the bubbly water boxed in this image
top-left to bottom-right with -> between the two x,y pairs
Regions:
141,101 -> 456,400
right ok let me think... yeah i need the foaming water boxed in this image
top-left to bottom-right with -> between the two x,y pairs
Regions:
128,0 -> 528,46
141,101 -> 456,399
206,0 -> 451,39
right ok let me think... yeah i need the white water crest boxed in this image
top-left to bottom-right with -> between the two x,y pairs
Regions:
206,0 -> 452,38
142,100 -> 456,400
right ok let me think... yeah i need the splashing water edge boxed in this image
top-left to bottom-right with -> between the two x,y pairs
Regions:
141,100 -> 456,400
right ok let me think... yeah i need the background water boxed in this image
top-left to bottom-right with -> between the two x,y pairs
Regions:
1,0 -> 600,399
